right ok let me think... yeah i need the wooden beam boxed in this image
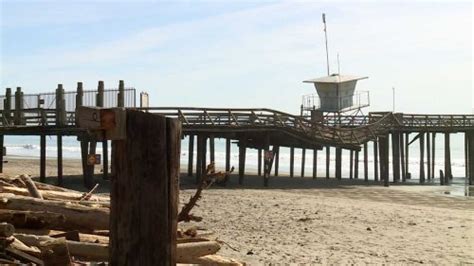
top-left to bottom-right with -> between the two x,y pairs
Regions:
257,148 -> 262,176
335,148 -> 341,180
57,135 -> 63,186
0,134 -> 3,173
326,146 -> 330,179
102,140 -> 109,180
225,138 -> 231,172
363,143 -> 368,182
426,132 -> 431,180
238,136 -> 246,185
431,133 -> 436,181
290,147 -> 294,178
405,133 -> 410,179
209,135 -> 215,164
301,148 -> 306,178
419,133 -> 425,183
444,133 -> 452,181
349,150 -> 353,179
373,138 -> 379,181
274,146 -> 280,177
379,136 -> 389,187
465,133 -> 469,184
468,132 -> 474,186
263,135 -> 270,187
392,133 -> 400,183
312,148 -> 317,179
400,133 -> 406,182
354,150 -> 359,179
188,135 -> 194,177
110,110 -> 179,264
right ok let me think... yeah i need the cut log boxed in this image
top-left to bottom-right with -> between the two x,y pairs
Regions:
0,210 -> 66,230
0,194 -> 109,230
176,241 -> 221,263
38,238 -> 72,266
8,236 -> 42,256
19,175 -> 43,199
0,222 -> 15,237
15,228 -> 109,244
0,186 -> 109,203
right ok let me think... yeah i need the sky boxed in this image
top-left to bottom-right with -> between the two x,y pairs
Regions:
0,1 -> 472,115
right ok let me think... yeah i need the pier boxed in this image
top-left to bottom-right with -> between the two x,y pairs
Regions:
1,81 -> 473,189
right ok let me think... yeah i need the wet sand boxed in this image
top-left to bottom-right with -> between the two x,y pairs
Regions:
2,157 -> 474,264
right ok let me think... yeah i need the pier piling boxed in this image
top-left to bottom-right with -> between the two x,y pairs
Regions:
419,133 -> 425,183
400,133 -> 406,182
225,138 -> 231,172
354,150 -> 359,179
312,148 -> 317,179
274,146 -> 279,176
290,147 -> 295,178
444,133 -> 452,181
187,135 -> 194,176
427,133 -> 431,180
258,148 -> 262,176
326,146 -> 330,179
363,143 -> 368,182
379,136 -> 389,187
301,148 -> 306,178
335,147 -> 341,180
349,150 -> 354,179
392,133 -> 400,183
238,136 -> 246,185
373,138 -> 379,181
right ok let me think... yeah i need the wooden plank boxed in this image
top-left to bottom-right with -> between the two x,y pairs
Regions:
110,110 -> 179,265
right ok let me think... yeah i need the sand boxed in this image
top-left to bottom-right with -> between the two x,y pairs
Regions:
2,157 -> 474,264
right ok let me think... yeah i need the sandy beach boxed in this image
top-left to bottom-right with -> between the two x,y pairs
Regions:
2,157 -> 473,264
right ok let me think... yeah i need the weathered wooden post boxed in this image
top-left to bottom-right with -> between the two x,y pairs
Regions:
326,146 -> 330,179
14,87 -> 24,125
117,80 -> 125,108
465,133 -> 469,184
468,131 -> 474,185
379,136 -> 389,187
392,132 -> 400,183
4,88 -> 12,125
196,135 -> 207,183
57,135 -> 63,185
0,135 -> 3,173
335,147 -> 342,180
289,147 -> 295,177
209,136 -> 215,164
225,138 -> 231,172
373,138 -> 379,181
263,135 -> 271,187
75,82 -> 84,125
444,133 -> 452,180
432,133 -> 436,181
187,135 -> 194,176
419,133 -> 425,183
354,149 -> 359,179
40,134 -> 46,182
405,132 -> 410,179
238,136 -> 247,185
97,81 -> 109,180
400,133 -> 406,182
349,150 -> 354,179
312,148 -> 317,179
301,148 -> 306,178
363,143 -> 368,182
274,146 -> 280,176
426,132 -> 431,180
257,148 -> 262,176
55,84 -> 66,186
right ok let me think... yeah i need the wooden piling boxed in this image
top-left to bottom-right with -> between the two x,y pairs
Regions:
335,148 -> 342,180
57,135 -> 63,186
80,140 -> 92,188
14,87 -> 24,125
354,150 -> 359,179
196,135 -> 207,183
427,133 -> 431,180
432,133 -> 436,180
263,135 -> 270,187
392,133 -> 400,183
0,135 -> 3,173
55,84 -> 66,126
301,148 -> 306,178
312,148 -> 317,179
400,133 -> 406,182
405,132 -> 410,179
102,140 -> 109,180
258,148 -> 262,176
290,147 -> 295,178
238,136 -> 247,185
373,138 -> 379,181
40,134 -> 46,182
209,136 -> 215,164
379,136 -> 389,187
349,150 -> 353,179
363,143 -> 368,182
110,110 -> 179,265
225,138 -> 231,172
117,80 -> 125,107
465,133 -> 469,184
97,81 -> 104,107
4,88 -> 12,125
274,146 -> 280,176
444,133 -> 452,180
419,133 -> 425,183
75,82 -> 83,125
326,146 -> 330,179
468,132 -> 474,185
188,135 -> 194,176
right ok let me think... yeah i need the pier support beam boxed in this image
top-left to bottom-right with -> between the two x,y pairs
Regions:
326,146 -> 330,179
209,136 -> 215,164
335,148 -> 342,180
102,140 -> 108,180
238,137 -> 247,185
290,147 -> 295,178
405,133 -> 410,179
57,135 -> 63,186
263,135 -> 271,187
379,136 -> 389,187
274,146 -> 280,176
301,148 -> 306,178
196,135 -> 207,183
187,135 -> 194,176
0,135 -> 3,174
392,133 -> 400,183
400,133 -> 406,182
444,133 -> 452,181
432,133 -> 436,181
419,133 -> 425,183
225,138 -> 231,173
427,133 -> 431,180
468,132 -> 474,185
373,138 -> 379,181
349,150 -> 354,179
258,149 -> 262,176
354,150 -> 359,179
363,143 -> 368,182
312,148 -> 317,179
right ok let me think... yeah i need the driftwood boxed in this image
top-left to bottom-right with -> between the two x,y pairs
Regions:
19,174 -> 43,199
38,238 -> 72,266
15,228 -> 109,244
191,254 -> 244,265
0,194 -> 109,230
0,209 -> 67,230
79,183 -> 99,201
1,186 -> 109,202
7,236 -> 42,256
176,241 -> 221,263
0,222 -> 15,237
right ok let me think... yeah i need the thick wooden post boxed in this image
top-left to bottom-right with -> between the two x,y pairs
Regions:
196,135 -> 207,183
40,134 -> 46,182
379,136 -> 389,187
102,140 -> 109,180
373,138 -> 379,181
326,146 -> 330,179
349,150 -> 354,179
432,133 -> 436,181
301,148 -> 306,178
238,137 -> 247,185
257,148 -> 262,176
4,88 -> 12,125
75,82 -> 83,125
117,80 -> 125,107
81,140 -> 91,188
0,135 -> 3,173
225,138 -> 231,172
468,132 -> 474,185
274,146 -> 280,176
427,133 -> 431,180
465,133 -> 469,184
57,135 -> 63,186
97,81 -> 104,107
263,135 -> 270,187
405,133 -> 410,179
419,133 -> 425,183
400,133 -> 406,182
312,148 -> 317,179
444,133 -> 452,180
14,87 -> 24,125
110,110 -> 179,265
392,133 -> 400,183
209,136 -> 215,164
187,135 -> 194,176
363,143 -> 368,182
289,147 -> 295,177
354,150 -> 359,179
55,84 -> 66,126
335,147 -> 342,180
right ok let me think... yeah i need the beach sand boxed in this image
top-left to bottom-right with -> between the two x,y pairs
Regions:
2,157 -> 473,264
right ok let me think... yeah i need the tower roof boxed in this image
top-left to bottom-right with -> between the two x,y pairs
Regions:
303,74 -> 368,84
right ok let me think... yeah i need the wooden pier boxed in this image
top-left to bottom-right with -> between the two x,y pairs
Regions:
1,83 -> 474,189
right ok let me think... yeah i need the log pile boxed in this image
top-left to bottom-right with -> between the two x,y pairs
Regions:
0,174 -> 243,265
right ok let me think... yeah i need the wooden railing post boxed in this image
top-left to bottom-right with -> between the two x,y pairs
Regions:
55,84 -> 66,126
75,82 -> 84,125
14,87 -> 24,125
3,88 -> 12,125
117,80 -> 125,107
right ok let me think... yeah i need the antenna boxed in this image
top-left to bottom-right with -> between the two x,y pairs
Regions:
322,13 -> 330,76
337,53 -> 341,75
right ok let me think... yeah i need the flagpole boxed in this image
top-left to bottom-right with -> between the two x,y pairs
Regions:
322,13 -> 330,76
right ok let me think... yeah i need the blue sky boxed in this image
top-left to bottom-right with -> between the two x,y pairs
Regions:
0,1 -> 472,114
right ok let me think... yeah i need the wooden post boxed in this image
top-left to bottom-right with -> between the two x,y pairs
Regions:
392,133 -> 400,183
97,81 -> 104,107
379,136 -> 389,187
405,132 -> 410,179
465,133 -> 469,184
238,136 -> 247,185
427,132 -> 431,180
0,135 -> 3,173
400,133 -> 406,182
57,135 -> 63,186
187,135 -> 194,176
363,143 -> 368,182
312,148 -> 317,179
326,146 -> 330,179
419,133 -> 425,183
75,82 -> 83,125
14,87 -> 24,125
468,132 -> 474,185
349,150 -> 354,179
55,84 -> 66,126
81,140 -> 92,188
102,140 -> 109,180
4,88 -> 12,125
301,148 -> 306,178
444,133 -> 452,180
432,133 -> 436,181
373,138 -> 379,181
257,148 -> 262,176
39,134 -> 46,182
335,147 -> 341,180
196,135 -> 207,183
354,150 -> 359,179
274,146 -> 280,176
110,110 -> 179,265
117,80 -> 125,107
289,147 -> 294,177
225,138 -> 231,172
263,135 -> 270,187
209,136 -> 215,164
